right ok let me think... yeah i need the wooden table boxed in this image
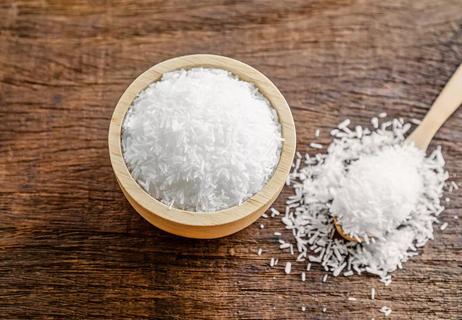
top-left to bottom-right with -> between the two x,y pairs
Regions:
1,1 -> 461,319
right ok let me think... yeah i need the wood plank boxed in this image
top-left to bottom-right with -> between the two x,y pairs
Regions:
0,1 -> 461,319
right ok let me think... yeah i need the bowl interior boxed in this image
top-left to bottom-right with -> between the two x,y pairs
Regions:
108,54 -> 296,227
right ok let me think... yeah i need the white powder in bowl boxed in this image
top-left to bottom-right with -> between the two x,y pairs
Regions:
122,67 -> 282,212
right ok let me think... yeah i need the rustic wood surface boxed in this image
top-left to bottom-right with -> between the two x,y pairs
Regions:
0,1 -> 461,319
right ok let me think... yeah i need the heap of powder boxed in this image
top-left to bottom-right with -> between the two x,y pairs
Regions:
332,144 -> 424,239
272,116 -> 448,283
122,68 -> 282,212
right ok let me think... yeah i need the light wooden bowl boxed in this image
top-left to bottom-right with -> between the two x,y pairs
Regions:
108,54 -> 296,239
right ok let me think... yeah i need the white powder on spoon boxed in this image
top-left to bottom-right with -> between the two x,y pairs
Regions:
271,115 -> 449,283
332,144 -> 425,239
122,68 -> 282,212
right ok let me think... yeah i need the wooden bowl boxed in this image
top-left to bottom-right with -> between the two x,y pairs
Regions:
108,54 -> 296,239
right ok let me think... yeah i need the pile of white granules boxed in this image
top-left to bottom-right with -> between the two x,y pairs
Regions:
122,68 -> 282,212
266,115 -> 453,285
332,144 -> 425,240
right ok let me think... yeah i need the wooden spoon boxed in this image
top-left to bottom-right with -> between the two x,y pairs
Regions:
335,63 -> 462,242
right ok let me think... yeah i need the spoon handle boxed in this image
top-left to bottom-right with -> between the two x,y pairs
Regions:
407,64 -> 462,150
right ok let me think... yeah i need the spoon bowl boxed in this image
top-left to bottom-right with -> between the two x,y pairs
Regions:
108,54 -> 296,239
334,63 -> 462,242
333,218 -> 363,243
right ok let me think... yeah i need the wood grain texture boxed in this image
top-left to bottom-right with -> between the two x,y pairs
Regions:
0,0 -> 461,319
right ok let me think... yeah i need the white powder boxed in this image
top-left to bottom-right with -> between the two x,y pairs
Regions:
332,144 -> 424,239
122,68 -> 282,212
269,257 -> 275,267
272,115 -> 449,282
310,143 -> 323,149
380,306 -> 392,317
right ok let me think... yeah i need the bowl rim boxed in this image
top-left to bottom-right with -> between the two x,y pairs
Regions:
108,54 -> 296,227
